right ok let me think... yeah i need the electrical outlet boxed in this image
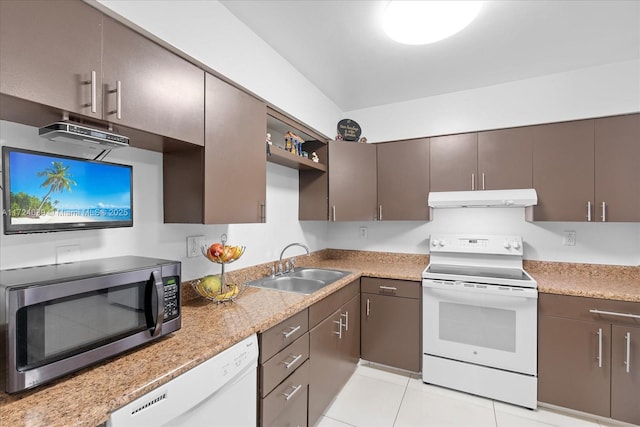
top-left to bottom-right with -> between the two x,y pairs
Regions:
56,245 -> 80,264
359,226 -> 368,239
187,235 -> 206,258
563,231 -> 576,246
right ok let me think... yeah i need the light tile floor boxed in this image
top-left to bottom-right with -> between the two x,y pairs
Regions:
316,362 -> 625,427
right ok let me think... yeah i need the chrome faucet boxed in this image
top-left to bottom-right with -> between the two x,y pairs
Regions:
277,243 -> 310,275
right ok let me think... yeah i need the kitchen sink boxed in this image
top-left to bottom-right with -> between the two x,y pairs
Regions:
246,267 -> 351,294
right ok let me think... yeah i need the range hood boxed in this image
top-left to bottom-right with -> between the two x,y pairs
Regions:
39,122 -> 129,149
428,188 -> 538,208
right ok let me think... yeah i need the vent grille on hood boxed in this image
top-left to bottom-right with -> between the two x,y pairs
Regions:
428,188 -> 538,208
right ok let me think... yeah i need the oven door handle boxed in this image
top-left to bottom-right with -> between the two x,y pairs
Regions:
423,282 -> 538,302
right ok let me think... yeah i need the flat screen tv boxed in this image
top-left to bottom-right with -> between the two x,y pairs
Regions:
2,147 -> 133,234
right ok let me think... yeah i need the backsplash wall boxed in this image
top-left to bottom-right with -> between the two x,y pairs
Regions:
0,121 -> 328,280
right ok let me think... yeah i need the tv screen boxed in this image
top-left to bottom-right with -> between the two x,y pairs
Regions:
2,147 -> 133,234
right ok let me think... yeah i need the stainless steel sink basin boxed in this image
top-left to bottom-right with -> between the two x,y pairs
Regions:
246,267 -> 351,294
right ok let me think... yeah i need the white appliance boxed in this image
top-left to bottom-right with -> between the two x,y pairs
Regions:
108,334 -> 258,427
428,188 -> 537,208
422,234 -> 538,409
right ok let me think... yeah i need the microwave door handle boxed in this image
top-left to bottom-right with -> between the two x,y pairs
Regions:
150,270 -> 164,337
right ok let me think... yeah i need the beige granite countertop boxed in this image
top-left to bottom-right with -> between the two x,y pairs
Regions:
1,251 -> 638,427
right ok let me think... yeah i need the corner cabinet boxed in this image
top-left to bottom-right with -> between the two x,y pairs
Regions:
308,280 -> 360,425
163,74 -> 266,224
376,138 -> 430,221
360,278 -> 421,372
328,141 -> 377,221
538,293 -> 640,425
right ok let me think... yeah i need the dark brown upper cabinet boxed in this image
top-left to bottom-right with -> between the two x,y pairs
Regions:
163,74 -> 266,224
430,133 -> 478,191
377,138 -> 430,221
0,0 -> 103,120
532,120 -> 595,221
594,114 -> 640,222
101,17 -> 205,146
0,0 -> 205,147
328,141 -> 377,221
478,127 -> 533,190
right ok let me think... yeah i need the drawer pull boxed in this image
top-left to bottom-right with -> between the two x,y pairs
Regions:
625,332 -> 631,374
282,384 -> 302,401
341,311 -> 349,331
379,285 -> 397,292
589,309 -> 640,320
281,354 -> 303,369
282,325 -> 301,339
597,328 -> 603,368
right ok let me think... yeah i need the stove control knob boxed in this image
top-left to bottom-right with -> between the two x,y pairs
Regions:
431,239 -> 439,247
503,241 -> 511,249
512,241 -> 521,249
438,240 -> 445,247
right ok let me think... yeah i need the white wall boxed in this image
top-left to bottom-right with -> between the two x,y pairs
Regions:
0,121 -> 328,279
346,60 -> 640,142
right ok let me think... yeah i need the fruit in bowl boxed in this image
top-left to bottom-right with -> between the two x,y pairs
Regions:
199,275 -> 222,296
204,243 -> 245,263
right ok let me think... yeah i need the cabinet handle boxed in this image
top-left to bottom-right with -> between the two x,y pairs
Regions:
379,285 -> 397,292
471,173 -> 475,191
481,173 -> 486,190
281,384 -> 302,401
281,354 -> 303,369
282,325 -> 301,339
333,319 -> 343,339
90,70 -> 97,114
379,205 -> 383,221
601,201 -> 606,222
341,311 -> 349,332
332,205 -> 336,222
115,80 -> 122,119
597,328 -> 603,368
589,309 -> 640,320
259,202 -> 266,223
625,332 -> 631,374
366,298 -> 370,317
586,201 -> 592,222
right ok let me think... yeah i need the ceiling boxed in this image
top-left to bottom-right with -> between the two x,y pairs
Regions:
220,1 -> 640,112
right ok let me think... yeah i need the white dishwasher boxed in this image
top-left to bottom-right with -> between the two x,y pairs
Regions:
108,334 -> 258,427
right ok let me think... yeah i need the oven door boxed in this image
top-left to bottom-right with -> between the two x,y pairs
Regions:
422,279 -> 537,375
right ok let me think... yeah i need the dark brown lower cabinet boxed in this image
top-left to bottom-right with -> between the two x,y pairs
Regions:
539,293 -> 640,425
308,282 -> 360,426
360,278 -> 421,372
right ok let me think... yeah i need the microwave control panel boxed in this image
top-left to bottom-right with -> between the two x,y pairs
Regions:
163,276 -> 180,321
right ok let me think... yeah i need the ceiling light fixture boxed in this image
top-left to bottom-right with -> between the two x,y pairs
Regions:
383,1 -> 483,45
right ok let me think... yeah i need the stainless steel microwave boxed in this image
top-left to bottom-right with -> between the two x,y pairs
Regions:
0,256 -> 181,393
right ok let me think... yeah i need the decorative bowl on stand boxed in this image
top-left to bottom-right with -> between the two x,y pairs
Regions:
193,234 -> 246,303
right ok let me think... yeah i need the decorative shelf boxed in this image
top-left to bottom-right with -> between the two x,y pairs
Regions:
267,147 -> 327,171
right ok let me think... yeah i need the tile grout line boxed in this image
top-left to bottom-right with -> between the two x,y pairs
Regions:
391,376 -> 411,426
492,400 -> 498,427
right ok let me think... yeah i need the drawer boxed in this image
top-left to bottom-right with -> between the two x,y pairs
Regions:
265,385 -> 308,427
539,293 -> 640,326
261,360 -> 309,427
260,333 -> 309,397
309,279 -> 359,328
260,309 -> 308,363
361,277 -> 421,299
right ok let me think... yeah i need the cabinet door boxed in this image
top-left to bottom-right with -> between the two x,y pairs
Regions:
204,74 -> 266,224
532,120 -> 595,221
430,133 -> 478,191
361,293 -> 420,372
328,141 -> 377,221
340,295 -> 360,378
478,127 -> 533,190
611,325 -> 640,425
377,138 -> 430,220
595,114 -> 640,222
0,0 -> 102,119
102,17 -> 205,145
538,316 -> 610,417
308,308 -> 343,426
